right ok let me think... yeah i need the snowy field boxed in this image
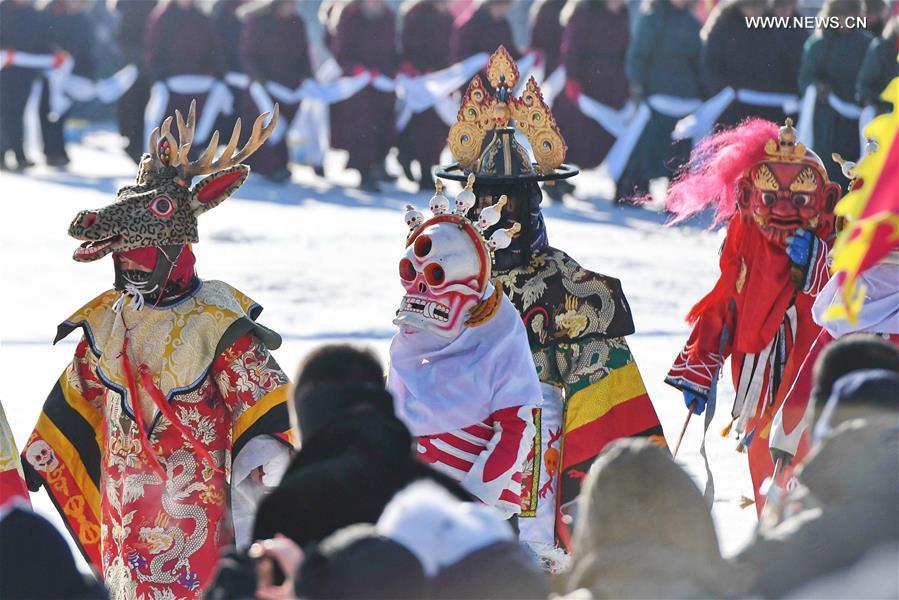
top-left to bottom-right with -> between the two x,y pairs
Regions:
0,127 -> 758,570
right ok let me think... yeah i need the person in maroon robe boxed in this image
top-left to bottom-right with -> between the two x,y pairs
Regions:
329,0 -> 397,191
396,0 -> 454,191
144,0 -> 225,137
113,0 -> 157,164
552,0 -> 630,173
38,0 -> 97,168
238,0 -> 312,183
451,0 -> 520,69
0,0 -> 51,171
212,0 -> 247,136
529,0 -> 565,74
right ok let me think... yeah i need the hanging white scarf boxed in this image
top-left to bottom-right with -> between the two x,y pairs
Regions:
144,75 -> 233,145
798,86 -> 866,159
598,94 -> 701,182
387,286 -> 542,436
1,51 -> 138,118
673,87 -> 799,144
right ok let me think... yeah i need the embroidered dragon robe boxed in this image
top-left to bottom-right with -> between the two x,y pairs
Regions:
22,281 -> 292,600
495,247 -> 664,570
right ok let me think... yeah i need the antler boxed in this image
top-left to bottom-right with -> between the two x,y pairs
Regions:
182,103 -> 280,180
148,99 -> 280,180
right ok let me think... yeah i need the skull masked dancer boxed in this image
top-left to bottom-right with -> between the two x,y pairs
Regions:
664,119 -> 841,510
21,103 -> 293,599
387,182 -> 541,523
436,47 -> 664,571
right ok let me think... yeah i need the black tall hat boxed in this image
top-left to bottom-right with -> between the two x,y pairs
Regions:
435,46 -> 578,184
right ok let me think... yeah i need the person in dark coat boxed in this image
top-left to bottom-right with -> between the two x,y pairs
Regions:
396,0 -> 454,191
238,0 -> 312,182
38,0 -> 97,167
112,0 -> 156,163
328,0 -> 397,191
211,0 -> 245,138
703,0 -> 804,127
864,0 -> 891,37
857,17 -> 899,115
144,0 -> 225,135
770,0 -> 809,101
296,524 -> 428,600
0,0 -> 50,171
798,0 -> 872,189
451,0 -> 520,65
529,0 -> 566,74
620,0 -> 703,198
0,507 -> 107,599
252,345 -> 471,548
552,0 -> 630,171
211,0 -> 243,76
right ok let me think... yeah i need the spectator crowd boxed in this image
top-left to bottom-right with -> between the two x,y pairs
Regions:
2,336 -> 897,598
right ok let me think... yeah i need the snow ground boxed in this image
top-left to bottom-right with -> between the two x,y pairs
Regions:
0,127 -> 758,571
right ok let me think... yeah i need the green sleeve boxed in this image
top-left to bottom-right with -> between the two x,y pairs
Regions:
798,34 -> 826,93
855,38 -> 885,106
625,13 -> 654,93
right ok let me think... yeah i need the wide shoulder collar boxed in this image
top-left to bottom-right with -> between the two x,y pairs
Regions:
495,246 -> 636,348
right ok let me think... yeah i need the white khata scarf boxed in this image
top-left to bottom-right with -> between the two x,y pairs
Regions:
387,285 -> 542,436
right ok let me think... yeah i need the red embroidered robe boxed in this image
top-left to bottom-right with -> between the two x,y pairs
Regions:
22,281 -> 292,599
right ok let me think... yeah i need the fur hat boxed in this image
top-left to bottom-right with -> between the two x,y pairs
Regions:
566,439 -> 752,599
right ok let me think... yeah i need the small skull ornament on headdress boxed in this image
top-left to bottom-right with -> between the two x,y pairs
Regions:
404,204 -> 424,229
397,177 -> 519,338
454,174 -> 477,215
429,179 -> 449,215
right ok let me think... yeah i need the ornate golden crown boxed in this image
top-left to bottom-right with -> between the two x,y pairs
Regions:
447,46 -> 567,176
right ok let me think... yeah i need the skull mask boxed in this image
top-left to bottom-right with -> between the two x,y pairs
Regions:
395,215 -> 490,339
737,120 -> 840,246
26,440 -> 59,473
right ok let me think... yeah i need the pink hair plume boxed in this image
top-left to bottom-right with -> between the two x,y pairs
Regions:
666,119 -> 779,227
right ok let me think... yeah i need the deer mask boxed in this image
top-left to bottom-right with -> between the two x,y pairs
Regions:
68,100 -> 279,263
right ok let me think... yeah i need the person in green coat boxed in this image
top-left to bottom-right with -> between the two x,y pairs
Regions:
856,17 -> 899,116
619,0 -> 703,200
798,0 -> 872,189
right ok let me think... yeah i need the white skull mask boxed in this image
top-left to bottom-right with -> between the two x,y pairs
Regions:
26,440 -> 59,472
395,218 -> 489,338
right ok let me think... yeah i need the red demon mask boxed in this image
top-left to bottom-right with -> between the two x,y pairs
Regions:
737,120 -> 841,246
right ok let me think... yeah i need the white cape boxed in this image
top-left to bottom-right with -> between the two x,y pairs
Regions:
387,290 -> 542,437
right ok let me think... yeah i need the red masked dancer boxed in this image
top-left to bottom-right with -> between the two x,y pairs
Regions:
21,102 -> 293,599
664,118 -> 841,510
